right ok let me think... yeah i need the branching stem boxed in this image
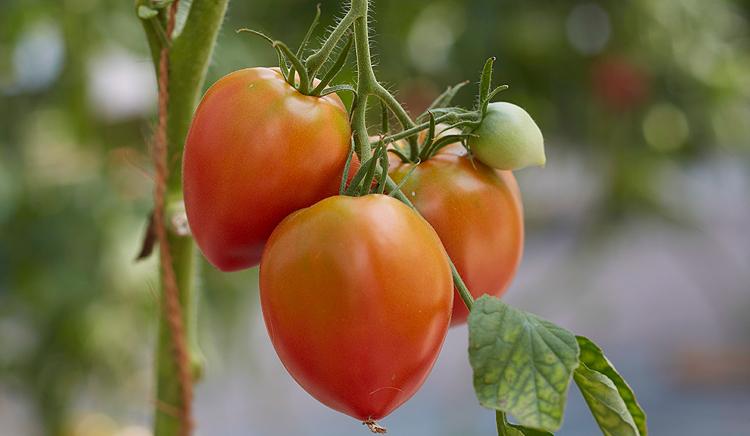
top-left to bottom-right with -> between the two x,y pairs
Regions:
347,0 -> 474,311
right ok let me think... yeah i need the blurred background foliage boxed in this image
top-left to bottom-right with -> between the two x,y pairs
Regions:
1,0 -> 749,435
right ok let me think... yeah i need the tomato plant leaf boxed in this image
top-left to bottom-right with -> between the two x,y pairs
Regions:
497,411 -> 554,436
576,336 -> 648,435
574,364 -> 639,436
468,295 -> 580,432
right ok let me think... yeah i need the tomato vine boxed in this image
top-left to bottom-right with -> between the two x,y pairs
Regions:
137,0 -> 647,435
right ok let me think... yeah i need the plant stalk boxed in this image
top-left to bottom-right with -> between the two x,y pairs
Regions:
348,0 -> 474,312
137,1 -> 229,435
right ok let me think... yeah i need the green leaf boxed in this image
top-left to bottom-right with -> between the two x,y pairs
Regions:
137,5 -> 159,19
574,365 -> 638,436
468,296 -> 580,432
497,412 -> 554,436
576,336 -> 648,435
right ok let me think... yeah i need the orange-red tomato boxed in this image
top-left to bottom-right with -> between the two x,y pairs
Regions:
260,194 -> 453,421
183,67 -> 351,271
389,144 -> 524,325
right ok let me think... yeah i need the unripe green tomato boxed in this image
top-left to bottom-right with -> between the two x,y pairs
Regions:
468,102 -> 545,170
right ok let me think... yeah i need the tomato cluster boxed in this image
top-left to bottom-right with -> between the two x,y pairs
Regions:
182,66 -> 536,425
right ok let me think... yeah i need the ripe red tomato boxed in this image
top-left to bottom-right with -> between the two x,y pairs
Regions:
260,194 -> 453,421
183,67 -> 351,271
389,144 -> 524,325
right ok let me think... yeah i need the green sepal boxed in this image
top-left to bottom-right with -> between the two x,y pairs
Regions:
343,153 -> 376,196
311,33 -> 353,96
422,80 -> 470,116
339,140 -> 356,195
236,28 -> 290,79
318,84 -> 356,98
375,144 -> 390,194
297,3 -> 321,57
381,100 -> 389,133
387,162 -> 419,197
416,112 -> 437,160
421,134 -> 470,160
288,3 -> 322,88
483,85 -> 510,114
479,57 -> 496,105
388,147 -> 411,164
344,141 -> 387,197
427,106 -> 478,123
274,41 -> 310,93
357,141 -> 387,196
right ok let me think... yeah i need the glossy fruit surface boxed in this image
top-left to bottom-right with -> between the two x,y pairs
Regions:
468,102 -> 545,170
390,144 -> 524,325
183,67 -> 351,271
259,194 -> 453,420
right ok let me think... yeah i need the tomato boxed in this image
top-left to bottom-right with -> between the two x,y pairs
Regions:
390,144 -> 524,325
591,56 -> 650,112
467,102 -> 545,170
259,194 -> 453,421
183,67 -> 351,271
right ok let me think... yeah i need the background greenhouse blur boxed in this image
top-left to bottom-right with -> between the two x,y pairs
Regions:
1,0 -> 749,434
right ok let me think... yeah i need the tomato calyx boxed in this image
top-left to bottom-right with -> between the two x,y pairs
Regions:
236,6 -> 355,98
370,58 -> 514,165
341,139 -> 390,197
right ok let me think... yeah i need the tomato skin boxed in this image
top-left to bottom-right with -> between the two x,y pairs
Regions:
260,194 -> 453,420
390,145 -> 524,325
183,67 -> 351,271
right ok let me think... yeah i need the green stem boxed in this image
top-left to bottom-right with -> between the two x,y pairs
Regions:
352,11 -> 374,159
137,1 -> 228,435
154,230 -> 198,436
385,178 -> 474,310
377,111 -> 476,145
496,411 -> 512,436
373,85 -> 419,158
167,0 -> 230,194
349,0 -> 474,311
305,10 -> 356,78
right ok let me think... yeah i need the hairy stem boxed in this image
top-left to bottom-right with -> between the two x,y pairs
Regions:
377,111 -> 476,145
138,1 -> 229,435
305,10 -> 356,78
349,0 -> 474,311
385,178 -> 474,310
